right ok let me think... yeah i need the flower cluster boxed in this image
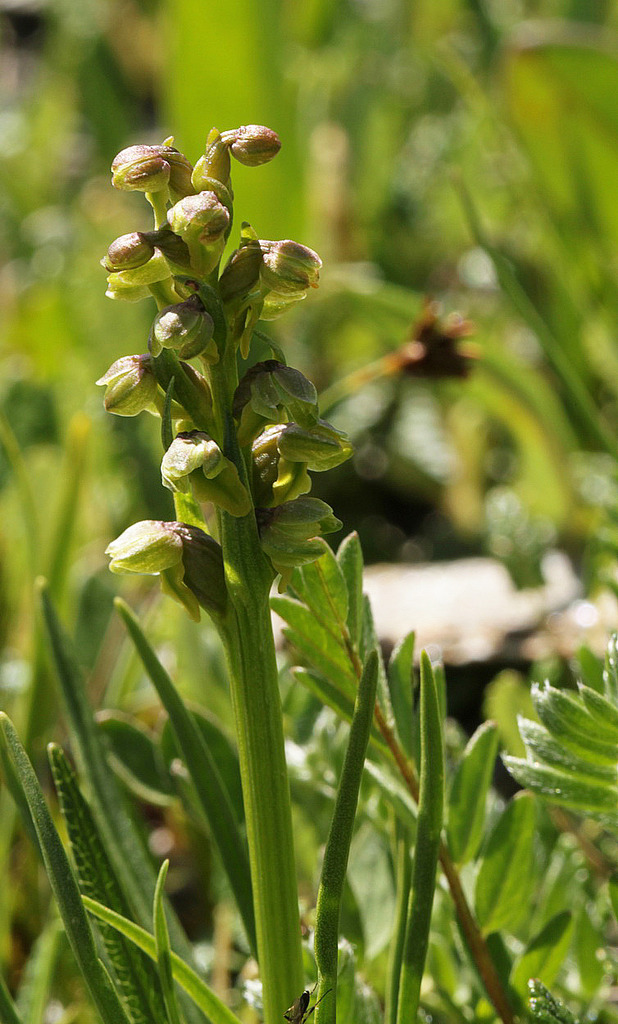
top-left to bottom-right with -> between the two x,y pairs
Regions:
100,125 -> 351,615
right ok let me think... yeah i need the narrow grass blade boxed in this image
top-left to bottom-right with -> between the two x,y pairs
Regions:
83,897 -> 242,1024
447,721 -> 499,865
384,822 -> 413,1024
115,597 -> 256,954
314,650 -> 379,1024
396,652 -> 445,1024
15,916 -> 62,1024
0,714 -> 132,1024
154,861 -> 183,1024
37,583 -> 205,1024
49,743 -> 166,1024
0,970 -> 23,1024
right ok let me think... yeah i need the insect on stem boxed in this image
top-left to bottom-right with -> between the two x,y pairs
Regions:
283,985 -> 332,1024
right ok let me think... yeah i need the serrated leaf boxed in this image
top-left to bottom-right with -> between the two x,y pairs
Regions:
518,717 -> 617,782
475,792 -> 536,935
528,979 -> 578,1024
510,911 -> 573,997
503,757 -> 618,822
447,721 -> 499,865
49,744 -> 165,1024
532,683 -> 618,763
96,711 -> 175,807
336,532 -> 364,650
387,632 -> 416,760
272,594 -> 357,697
574,644 -> 604,695
576,683 -> 618,739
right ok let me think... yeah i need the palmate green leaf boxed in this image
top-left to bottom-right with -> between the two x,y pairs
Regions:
474,792 -> 537,936
502,757 -> 618,824
336,532 -> 364,650
518,717 -> 618,782
577,682 -> 618,739
272,597 -> 357,697
510,910 -> 573,998
447,721 -> 499,865
83,896 -> 242,1024
48,744 -> 166,1024
532,682 -> 618,763
0,714 -> 133,1024
290,541 -> 348,628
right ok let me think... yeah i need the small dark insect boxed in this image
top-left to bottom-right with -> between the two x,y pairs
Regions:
283,985 -> 331,1024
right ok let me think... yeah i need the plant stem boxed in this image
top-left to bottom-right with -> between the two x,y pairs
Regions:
208,350 -> 303,1024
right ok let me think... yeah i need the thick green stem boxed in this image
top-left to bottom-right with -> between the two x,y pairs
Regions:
209,352 -> 303,1024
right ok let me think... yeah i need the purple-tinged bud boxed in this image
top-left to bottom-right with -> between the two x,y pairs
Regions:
147,226 -> 192,273
222,125 -> 281,167
162,431 -> 251,516
105,251 -> 172,301
175,524 -> 227,618
102,232 -> 156,272
167,191 -> 230,276
192,128 -> 231,189
150,296 -> 216,361
251,425 -> 311,507
219,239 -> 263,306
259,239 -> 321,296
233,360 -> 319,445
96,355 -> 159,416
111,144 -> 194,200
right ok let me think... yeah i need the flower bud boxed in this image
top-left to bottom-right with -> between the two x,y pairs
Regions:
260,293 -> 303,321
277,420 -> 352,471
162,431 -> 251,516
233,360 -> 318,445
259,239 -> 321,296
167,191 -> 230,276
222,125 -> 281,167
251,425 -> 311,507
150,296 -> 216,361
105,250 -> 173,298
106,519 -> 184,574
257,496 -> 342,586
219,238 -> 263,307
96,354 -> 159,416
102,232 -> 156,272
106,520 -> 226,621
147,226 -> 193,274
192,128 -> 231,189
111,144 -> 194,200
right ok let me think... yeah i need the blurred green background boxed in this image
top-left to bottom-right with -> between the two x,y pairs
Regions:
3,0 -> 618,1014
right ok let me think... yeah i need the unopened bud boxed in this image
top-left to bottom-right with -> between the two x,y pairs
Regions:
111,144 -> 194,200
257,496 -> 342,584
251,425 -> 311,507
222,125 -> 281,167
233,360 -> 318,445
162,431 -> 251,516
192,128 -> 231,189
106,519 -> 184,574
219,237 -> 263,307
260,239 -> 321,296
278,420 -> 352,471
96,354 -> 159,416
167,191 -> 230,276
103,232 -> 156,272
150,296 -> 216,361
105,250 -> 172,299
147,226 -> 192,273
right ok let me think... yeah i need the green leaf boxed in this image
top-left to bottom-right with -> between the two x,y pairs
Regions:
363,761 -> 417,832
510,910 -> 573,997
314,651 -> 380,1024
272,596 -> 357,697
96,710 -> 175,807
396,653 -> 445,1024
503,757 -> 618,823
483,670 -> 536,758
361,596 -> 393,731
528,979 -> 579,1024
84,896 -> 242,1024
386,632 -> 416,760
115,597 -> 256,956
518,717 -> 618,782
574,644 -> 604,694
474,791 -> 537,935
604,635 -> 618,703
0,714 -> 132,1024
336,532 -> 364,650
0,969 -> 23,1024
532,682 -> 618,763
290,542 -> 348,628
609,873 -> 618,924
447,721 -> 499,865
292,667 -> 389,758
153,861 -> 183,1024
573,905 -> 604,997
347,823 -> 396,960
48,744 -> 165,1024
576,683 -> 618,739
